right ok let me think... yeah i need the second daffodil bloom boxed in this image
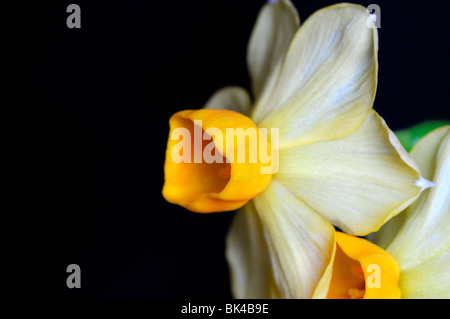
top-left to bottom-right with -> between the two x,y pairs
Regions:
324,127 -> 449,299
368,126 -> 450,298
162,1 -> 431,298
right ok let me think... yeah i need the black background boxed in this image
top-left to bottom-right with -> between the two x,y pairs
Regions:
22,0 -> 449,299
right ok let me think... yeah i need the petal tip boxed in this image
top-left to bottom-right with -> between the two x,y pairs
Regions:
413,177 -> 435,191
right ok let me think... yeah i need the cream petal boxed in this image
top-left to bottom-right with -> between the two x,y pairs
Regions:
225,201 -> 274,299
247,0 -> 299,108
252,180 -> 335,298
379,127 -> 450,298
312,245 -> 336,299
275,111 -> 423,236
203,86 -> 251,115
399,248 -> 450,298
252,4 -> 378,148
367,212 -> 406,250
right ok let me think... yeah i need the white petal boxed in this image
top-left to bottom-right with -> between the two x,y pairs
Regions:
275,111 -> 422,236
248,0 -> 299,107
203,86 -> 251,115
252,180 -> 335,298
380,126 -> 450,298
413,177 -> 435,190
399,248 -> 450,298
252,4 -> 378,148
225,201 -> 274,298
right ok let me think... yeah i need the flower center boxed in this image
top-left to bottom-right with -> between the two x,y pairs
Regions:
327,244 -> 366,299
163,109 -> 274,213
167,117 -> 231,196
327,232 -> 401,299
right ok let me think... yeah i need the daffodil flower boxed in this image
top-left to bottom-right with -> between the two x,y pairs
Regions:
324,126 -> 449,299
162,1 -> 430,298
368,126 -> 449,298
326,231 -> 402,299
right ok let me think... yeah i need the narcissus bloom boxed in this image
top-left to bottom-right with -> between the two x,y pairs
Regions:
325,127 -> 449,299
326,232 -> 402,299
368,126 -> 450,298
162,1 -> 430,298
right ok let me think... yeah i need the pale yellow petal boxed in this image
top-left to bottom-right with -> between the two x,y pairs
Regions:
248,0 -> 299,106
225,201 -> 274,299
252,180 -> 335,298
275,111 -> 422,236
252,4 -> 378,148
203,86 -> 251,115
312,244 -> 336,299
380,127 -> 450,298
367,212 -> 406,250
410,126 -> 450,181
399,248 -> 450,298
